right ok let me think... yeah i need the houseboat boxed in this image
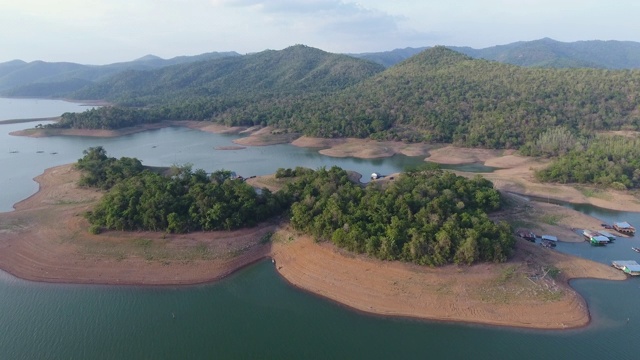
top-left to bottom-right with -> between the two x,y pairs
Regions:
597,230 -> 616,242
583,230 -> 609,246
612,260 -> 640,276
613,222 -> 636,235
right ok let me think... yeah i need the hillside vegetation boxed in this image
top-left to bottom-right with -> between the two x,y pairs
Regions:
78,148 -> 514,265
49,46 -> 640,149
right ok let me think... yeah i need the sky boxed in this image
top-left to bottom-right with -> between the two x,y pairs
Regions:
1,0 -> 640,64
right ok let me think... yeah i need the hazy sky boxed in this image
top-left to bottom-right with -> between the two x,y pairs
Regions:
2,0 -> 639,64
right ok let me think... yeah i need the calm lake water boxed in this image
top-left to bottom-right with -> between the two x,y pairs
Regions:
1,99 -> 639,359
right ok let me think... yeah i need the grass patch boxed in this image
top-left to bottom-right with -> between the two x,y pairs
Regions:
575,186 -> 610,200
260,231 -> 274,244
133,238 -> 153,248
508,219 -> 539,230
497,265 -> 518,284
540,213 -> 564,225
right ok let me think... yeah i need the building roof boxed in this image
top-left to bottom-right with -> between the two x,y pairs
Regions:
592,235 -> 609,242
613,260 -> 640,267
597,230 -> 615,238
615,221 -> 633,228
625,265 -> 640,272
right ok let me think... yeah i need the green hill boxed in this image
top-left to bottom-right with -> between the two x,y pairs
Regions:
52,46 -> 640,149
0,51 -> 240,95
270,46 -> 640,147
70,45 -> 385,104
349,39 -> 640,69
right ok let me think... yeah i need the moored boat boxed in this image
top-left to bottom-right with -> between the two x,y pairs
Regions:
597,230 -> 616,242
612,260 -> 640,276
632,247 -> 640,253
613,222 -> 636,236
583,230 -> 609,245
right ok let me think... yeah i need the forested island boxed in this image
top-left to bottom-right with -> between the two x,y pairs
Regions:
77,147 -> 513,266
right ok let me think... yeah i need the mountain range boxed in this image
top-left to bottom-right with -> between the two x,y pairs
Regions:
4,38 -> 640,98
49,44 -> 640,151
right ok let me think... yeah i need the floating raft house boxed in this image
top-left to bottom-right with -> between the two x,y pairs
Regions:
613,222 -> 636,235
612,260 -> 640,276
583,230 -> 609,245
597,230 -> 616,242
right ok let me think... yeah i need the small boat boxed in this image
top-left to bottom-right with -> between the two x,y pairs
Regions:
632,247 -> 640,253
540,239 -> 556,248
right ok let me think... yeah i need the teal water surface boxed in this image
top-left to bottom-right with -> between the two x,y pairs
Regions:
1,99 -> 639,359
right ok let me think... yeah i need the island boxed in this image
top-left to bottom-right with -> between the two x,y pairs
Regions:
0,141 -> 630,330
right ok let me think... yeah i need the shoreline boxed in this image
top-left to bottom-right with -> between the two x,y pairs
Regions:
11,121 -> 639,212
0,163 -> 628,330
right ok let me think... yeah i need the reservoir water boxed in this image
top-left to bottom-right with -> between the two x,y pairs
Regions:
1,99 -> 639,359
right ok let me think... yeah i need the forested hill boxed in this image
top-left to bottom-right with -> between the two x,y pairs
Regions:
53,46 -> 640,149
270,46 -> 640,147
69,45 -> 386,105
0,51 -> 240,95
350,39 -> 640,69
451,38 -> 640,69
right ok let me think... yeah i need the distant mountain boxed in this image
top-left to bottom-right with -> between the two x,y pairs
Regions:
348,47 -> 428,67
0,51 -> 240,96
349,39 -> 640,69
449,38 -> 640,69
71,45 -> 385,104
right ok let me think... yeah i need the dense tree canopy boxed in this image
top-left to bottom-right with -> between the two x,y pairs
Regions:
282,166 -> 514,265
50,47 -> 640,150
76,149 -> 514,265
78,150 -> 286,233
535,135 -> 640,189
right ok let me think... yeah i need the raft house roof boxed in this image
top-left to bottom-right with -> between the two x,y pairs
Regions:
597,230 -> 616,239
612,260 -> 640,271
614,222 -> 633,229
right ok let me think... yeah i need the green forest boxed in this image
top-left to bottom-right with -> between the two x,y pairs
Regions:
283,166 -> 513,265
79,147 -> 286,234
49,46 -> 640,149
534,135 -> 640,189
77,149 -> 514,265
54,46 -> 640,191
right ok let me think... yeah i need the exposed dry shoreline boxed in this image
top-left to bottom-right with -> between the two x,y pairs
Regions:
0,163 -> 628,330
6,122 -> 638,329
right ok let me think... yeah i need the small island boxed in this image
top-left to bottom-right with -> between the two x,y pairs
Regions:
0,145 -> 628,330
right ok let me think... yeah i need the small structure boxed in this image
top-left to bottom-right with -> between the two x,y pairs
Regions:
541,235 -> 558,243
597,230 -> 616,242
516,228 -> 536,242
371,172 -> 381,180
612,260 -> 640,276
583,230 -> 609,246
540,240 -> 556,248
613,222 -> 636,235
